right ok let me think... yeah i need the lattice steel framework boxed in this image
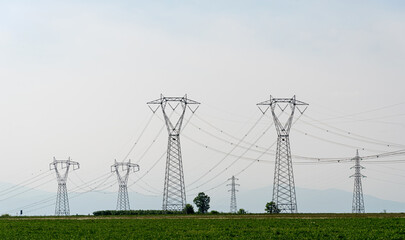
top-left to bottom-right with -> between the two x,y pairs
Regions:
49,157 -> 79,216
257,95 -> 308,213
147,94 -> 200,211
111,160 -> 140,210
351,150 -> 366,213
227,176 -> 239,213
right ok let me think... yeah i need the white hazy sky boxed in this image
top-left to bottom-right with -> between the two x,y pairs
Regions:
1,0 -> 404,211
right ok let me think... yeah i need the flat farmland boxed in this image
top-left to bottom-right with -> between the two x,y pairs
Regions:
0,213 -> 404,239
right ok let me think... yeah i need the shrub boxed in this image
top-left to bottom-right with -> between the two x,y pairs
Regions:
184,204 -> 195,214
237,209 -> 247,214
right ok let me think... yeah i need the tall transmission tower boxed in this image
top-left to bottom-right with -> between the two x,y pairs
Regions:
49,157 -> 79,216
147,94 -> 200,211
351,150 -> 366,213
257,95 -> 308,213
227,176 -> 239,213
111,160 -> 140,211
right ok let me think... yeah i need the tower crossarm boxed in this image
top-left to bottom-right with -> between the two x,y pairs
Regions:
111,160 -> 140,184
50,157 -> 80,182
257,96 -> 309,107
147,94 -> 200,135
257,95 -> 308,135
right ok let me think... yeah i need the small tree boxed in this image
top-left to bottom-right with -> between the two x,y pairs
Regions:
237,208 -> 246,214
184,204 -> 195,214
193,192 -> 210,213
265,201 -> 281,214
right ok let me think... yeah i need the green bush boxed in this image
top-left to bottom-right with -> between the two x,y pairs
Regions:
237,209 -> 247,214
184,204 -> 195,214
93,210 -> 180,216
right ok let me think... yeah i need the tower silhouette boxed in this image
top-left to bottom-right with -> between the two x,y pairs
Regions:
50,157 -> 79,216
351,150 -> 365,213
147,94 -> 200,211
257,95 -> 308,213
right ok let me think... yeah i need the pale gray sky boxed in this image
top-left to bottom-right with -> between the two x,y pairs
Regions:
0,0 -> 404,213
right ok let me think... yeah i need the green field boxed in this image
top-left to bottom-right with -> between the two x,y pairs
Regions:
0,214 -> 404,239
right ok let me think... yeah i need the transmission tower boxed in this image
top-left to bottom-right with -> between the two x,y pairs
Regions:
257,95 -> 308,213
147,94 -> 200,211
111,159 -> 140,210
351,150 -> 366,213
49,157 -> 79,216
227,176 -> 239,213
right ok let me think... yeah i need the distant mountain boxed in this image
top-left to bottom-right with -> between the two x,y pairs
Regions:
0,182 -> 161,216
0,182 -> 403,216
211,186 -> 405,213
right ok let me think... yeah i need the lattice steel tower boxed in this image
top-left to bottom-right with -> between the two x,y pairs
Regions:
111,160 -> 140,210
257,95 -> 308,213
147,94 -> 200,211
227,176 -> 239,213
351,150 -> 365,213
50,157 -> 79,216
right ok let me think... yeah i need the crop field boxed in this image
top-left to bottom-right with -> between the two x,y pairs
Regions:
0,213 -> 404,239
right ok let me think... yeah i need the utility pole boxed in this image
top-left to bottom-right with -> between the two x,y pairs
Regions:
147,94 -> 200,211
351,150 -> 365,213
257,95 -> 308,213
50,157 -> 79,216
111,160 -> 140,211
227,176 -> 239,213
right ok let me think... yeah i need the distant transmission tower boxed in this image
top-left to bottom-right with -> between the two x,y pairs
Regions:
111,160 -> 140,211
227,176 -> 239,213
147,94 -> 200,211
257,95 -> 308,213
50,157 -> 79,216
351,150 -> 366,213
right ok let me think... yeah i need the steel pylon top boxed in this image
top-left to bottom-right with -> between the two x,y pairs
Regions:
257,95 -> 308,114
147,94 -> 200,136
49,157 -> 80,182
147,94 -> 200,113
50,157 -> 80,170
111,159 -> 140,173
257,95 -> 308,136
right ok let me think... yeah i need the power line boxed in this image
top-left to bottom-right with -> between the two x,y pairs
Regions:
0,170 -> 52,195
122,113 -> 155,161
187,114 -> 265,188
302,115 -> 405,148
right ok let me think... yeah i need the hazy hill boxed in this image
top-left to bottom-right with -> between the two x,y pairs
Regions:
0,183 -> 403,215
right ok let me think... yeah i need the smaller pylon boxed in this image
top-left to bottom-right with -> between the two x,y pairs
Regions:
111,160 -> 140,211
227,176 -> 239,213
50,157 -> 80,216
351,150 -> 366,213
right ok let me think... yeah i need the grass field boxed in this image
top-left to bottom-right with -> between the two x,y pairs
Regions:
0,213 -> 404,239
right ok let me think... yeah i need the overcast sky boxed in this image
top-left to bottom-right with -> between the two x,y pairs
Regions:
1,0 -> 404,212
